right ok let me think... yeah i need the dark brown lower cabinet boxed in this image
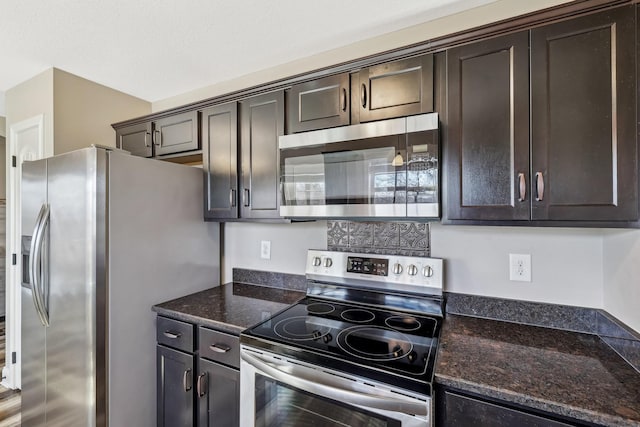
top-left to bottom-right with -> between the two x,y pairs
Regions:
197,358 -> 240,427
437,388 -> 586,427
157,345 -> 194,427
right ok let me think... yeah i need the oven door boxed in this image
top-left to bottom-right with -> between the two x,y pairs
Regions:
240,346 -> 430,427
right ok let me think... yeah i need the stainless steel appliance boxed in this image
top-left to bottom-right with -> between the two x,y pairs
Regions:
279,113 -> 439,218
240,249 -> 444,427
20,146 -> 220,427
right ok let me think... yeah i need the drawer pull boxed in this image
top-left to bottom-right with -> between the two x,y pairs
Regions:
163,331 -> 182,339
210,343 -> 232,353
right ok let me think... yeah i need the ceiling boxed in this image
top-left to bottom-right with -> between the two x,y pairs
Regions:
0,0 -> 496,116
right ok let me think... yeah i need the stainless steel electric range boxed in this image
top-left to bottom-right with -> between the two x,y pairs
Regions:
240,249 -> 444,427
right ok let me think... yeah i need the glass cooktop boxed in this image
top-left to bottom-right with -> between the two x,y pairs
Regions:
242,296 -> 442,395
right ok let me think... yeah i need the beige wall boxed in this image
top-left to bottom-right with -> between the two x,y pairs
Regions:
0,116 -> 6,138
153,0 -> 571,112
53,69 -> 150,154
6,68 -> 55,158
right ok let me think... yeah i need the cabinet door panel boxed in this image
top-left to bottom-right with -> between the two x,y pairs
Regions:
157,345 -> 194,427
446,31 -> 530,220
531,6 -> 637,221
240,91 -> 284,219
202,103 -> 239,219
358,54 -> 433,122
442,391 -> 574,427
116,122 -> 152,158
197,359 -> 239,427
289,73 -> 349,133
155,111 -> 200,156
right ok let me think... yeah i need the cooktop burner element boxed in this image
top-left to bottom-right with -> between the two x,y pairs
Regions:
337,326 -> 414,361
241,250 -> 444,396
306,302 -> 335,315
385,315 -> 422,332
340,308 -> 375,323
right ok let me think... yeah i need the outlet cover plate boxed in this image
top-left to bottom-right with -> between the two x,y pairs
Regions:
260,240 -> 271,260
509,253 -> 531,282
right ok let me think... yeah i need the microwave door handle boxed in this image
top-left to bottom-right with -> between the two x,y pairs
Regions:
241,351 -> 428,416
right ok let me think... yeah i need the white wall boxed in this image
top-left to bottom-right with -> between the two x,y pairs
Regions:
431,224 -> 604,308
222,221 -> 326,283
602,230 -> 640,333
153,0 -> 571,112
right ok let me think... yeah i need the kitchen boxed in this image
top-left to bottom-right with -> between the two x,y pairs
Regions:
1,0 -> 640,426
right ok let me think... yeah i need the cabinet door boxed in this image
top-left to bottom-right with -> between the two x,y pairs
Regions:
441,390 -> 574,427
197,359 -> 240,427
531,6 -> 637,221
446,31 -> 530,221
357,54 -> 433,122
157,345 -> 194,427
116,122 -> 153,158
154,111 -> 200,156
288,73 -> 349,133
240,91 -> 285,219
201,103 -> 239,219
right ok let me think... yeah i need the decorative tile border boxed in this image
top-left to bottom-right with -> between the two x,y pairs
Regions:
232,268 -> 307,291
446,292 -> 640,373
327,220 -> 430,257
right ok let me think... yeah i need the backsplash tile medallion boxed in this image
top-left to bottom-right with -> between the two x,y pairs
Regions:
327,220 -> 430,257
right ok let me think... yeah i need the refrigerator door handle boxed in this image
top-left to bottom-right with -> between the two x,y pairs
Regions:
30,203 -> 50,327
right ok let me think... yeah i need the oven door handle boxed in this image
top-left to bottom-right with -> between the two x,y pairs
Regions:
241,350 -> 428,416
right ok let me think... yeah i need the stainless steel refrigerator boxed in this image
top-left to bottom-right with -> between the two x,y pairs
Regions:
20,146 -> 220,426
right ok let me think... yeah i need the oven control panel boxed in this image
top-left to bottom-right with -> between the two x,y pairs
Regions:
306,250 -> 443,295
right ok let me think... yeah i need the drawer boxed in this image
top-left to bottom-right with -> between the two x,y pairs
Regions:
198,327 -> 240,369
156,316 -> 194,353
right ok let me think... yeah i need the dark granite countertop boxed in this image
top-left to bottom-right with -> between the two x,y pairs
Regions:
152,282 -> 305,335
436,314 -> 640,426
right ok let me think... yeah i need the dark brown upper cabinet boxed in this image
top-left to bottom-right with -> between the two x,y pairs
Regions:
240,91 -> 285,220
154,111 -> 200,156
288,73 -> 350,133
116,121 -> 153,158
446,31 -> 530,221
201,103 -> 239,220
356,54 -> 434,123
445,5 -> 638,224
530,5 -> 637,222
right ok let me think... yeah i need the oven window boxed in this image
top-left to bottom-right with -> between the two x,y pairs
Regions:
255,374 -> 401,427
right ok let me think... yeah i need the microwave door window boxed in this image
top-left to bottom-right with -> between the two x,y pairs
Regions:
282,154 -> 326,206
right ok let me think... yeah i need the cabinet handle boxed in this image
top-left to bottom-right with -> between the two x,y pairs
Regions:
230,189 -> 236,208
153,130 -> 161,146
361,83 -> 367,108
535,172 -> 545,201
196,373 -> 207,397
210,343 -> 232,353
243,188 -> 250,207
517,173 -> 526,202
183,369 -> 192,392
341,88 -> 347,112
144,132 -> 151,148
163,330 -> 182,339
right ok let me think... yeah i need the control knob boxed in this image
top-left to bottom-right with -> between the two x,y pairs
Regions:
323,257 -> 333,268
392,263 -> 403,275
407,264 -> 418,276
423,265 -> 434,278
312,256 -> 322,267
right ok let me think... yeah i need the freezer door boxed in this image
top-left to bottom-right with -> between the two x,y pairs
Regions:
20,159 -> 48,426
45,148 -> 108,427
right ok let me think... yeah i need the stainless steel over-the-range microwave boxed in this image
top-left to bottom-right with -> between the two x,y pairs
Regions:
278,113 -> 439,219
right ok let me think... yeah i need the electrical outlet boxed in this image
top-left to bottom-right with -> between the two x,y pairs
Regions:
509,253 -> 531,282
260,240 -> 271,260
